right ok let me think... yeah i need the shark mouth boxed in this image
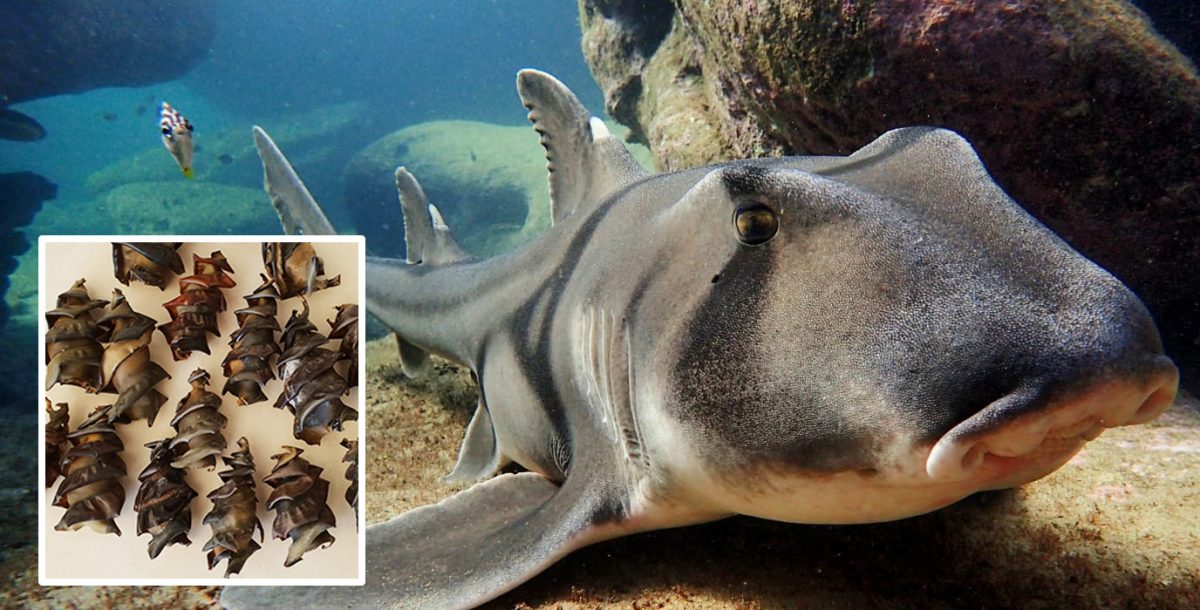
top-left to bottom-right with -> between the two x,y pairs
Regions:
925,361 -> 1179,485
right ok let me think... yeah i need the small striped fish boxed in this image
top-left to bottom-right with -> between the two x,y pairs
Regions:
159,101 -> 195,179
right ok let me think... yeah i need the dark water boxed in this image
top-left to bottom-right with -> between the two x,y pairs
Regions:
1135,1 -> 1200,65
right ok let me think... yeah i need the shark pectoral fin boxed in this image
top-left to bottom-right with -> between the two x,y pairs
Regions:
516,69 -> 648,224
251,126 -> 337,236
396,331 -> 432,377
396,167 -> 468,265
446,401 -> 502,483
219,472 -> 615,610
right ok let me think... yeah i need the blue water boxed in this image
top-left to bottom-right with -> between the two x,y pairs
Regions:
0,0 -> 600,374
0,4 -> 605,581
1,0 -> 598,204
0,1 -> 604,410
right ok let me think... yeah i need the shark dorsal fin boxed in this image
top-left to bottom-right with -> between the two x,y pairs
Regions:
395,167 -> 468,266
517,69 -> 648,224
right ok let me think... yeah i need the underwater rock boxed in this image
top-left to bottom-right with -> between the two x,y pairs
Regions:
341,121 -> 549,257
341,119 -> 651,257
85,102 -> 370,197
0,108 -> 45,142
0,172 -> 55,331
0,1 -> 215,105
0,172 -> 55,230
98,182 -> 279,236
1135,0 -> 1200,65
579,0 -> 1200,385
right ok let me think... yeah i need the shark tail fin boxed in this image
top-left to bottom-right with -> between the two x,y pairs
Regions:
252,126 -> 337,236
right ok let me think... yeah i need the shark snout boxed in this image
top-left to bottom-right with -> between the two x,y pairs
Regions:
925,356 -> 1178,484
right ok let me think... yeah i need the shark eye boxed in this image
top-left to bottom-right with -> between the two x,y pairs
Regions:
734,203 -> 778,245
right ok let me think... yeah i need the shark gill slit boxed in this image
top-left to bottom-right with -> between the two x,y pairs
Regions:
501,196 -> 626,477
617,317 -> 647,470
620,270 -> 658,474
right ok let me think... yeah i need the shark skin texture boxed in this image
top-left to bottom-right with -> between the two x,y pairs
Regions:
221,70 -> 1179,609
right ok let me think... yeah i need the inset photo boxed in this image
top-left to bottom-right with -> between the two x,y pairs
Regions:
39,237 -> 364,586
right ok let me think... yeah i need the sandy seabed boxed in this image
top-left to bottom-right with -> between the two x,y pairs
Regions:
4,335 -> 1198,608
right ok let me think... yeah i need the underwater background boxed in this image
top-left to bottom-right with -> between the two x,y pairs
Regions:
3,0 -> 1199,607
0,0 -> 603,400
1,0 -> 603,597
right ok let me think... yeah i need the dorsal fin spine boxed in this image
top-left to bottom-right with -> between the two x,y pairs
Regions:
516,69 -> 648,225
396,167 -> 467,266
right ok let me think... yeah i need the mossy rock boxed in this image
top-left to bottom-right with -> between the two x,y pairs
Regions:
85,102 -> 369,196
4,248 -> 37,331
342,119 -> 652,258
8,181 -> 275,330
98,181 -> 278,235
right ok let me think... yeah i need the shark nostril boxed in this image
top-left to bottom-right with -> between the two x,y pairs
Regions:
1129,368 -> 1179,425
1081,421 -> 1106,441
959,443 -> 987,474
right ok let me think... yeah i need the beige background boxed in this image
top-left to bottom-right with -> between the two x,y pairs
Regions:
41,240 -> 361,582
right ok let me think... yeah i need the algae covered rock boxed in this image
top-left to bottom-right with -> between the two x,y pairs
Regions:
0,1 -> 215,105
99,182 -> 278,235
341,119 -> 651,258
0,172 -> 55,331
580,0 -> 1200,384
342,120 -> 549,258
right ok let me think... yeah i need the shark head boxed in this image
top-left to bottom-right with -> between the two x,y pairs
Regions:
638,129 -> 1178,523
